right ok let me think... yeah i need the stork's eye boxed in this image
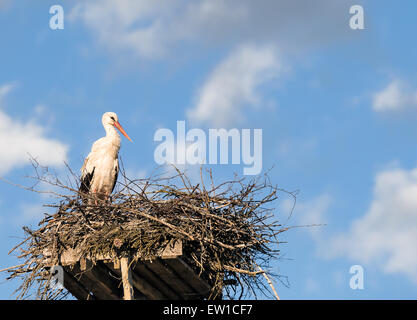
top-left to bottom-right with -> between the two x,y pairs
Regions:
110,116 -> 115,121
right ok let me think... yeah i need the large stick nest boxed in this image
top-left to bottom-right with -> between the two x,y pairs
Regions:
4,162 -> 295,300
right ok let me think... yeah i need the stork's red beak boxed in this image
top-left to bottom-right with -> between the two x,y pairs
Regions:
114,121 -> 132,142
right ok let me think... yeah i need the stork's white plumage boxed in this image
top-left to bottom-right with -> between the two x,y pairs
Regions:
80,112 -> 132,201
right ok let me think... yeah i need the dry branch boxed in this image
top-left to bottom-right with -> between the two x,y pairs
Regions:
2,162 -> 295,300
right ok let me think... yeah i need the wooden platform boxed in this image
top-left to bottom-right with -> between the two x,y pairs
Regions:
45,241 -> 213,300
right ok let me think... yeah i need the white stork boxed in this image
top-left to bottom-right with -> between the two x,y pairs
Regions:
80,112 -> 132,202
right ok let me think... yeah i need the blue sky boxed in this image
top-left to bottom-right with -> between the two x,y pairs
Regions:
1,0 -> 417,299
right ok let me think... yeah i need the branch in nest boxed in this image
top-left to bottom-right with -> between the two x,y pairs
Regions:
2,161 -> 298,300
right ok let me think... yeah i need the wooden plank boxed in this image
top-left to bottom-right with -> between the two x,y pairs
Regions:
133,261 -> 181,300
89,261 -> 124,300
105,262 -> 161,300
43,240 -> 182,267
67,262 -> 121,300
120,257 -> 134,300
130,271 -> 165,300
158,240 -> 183,258
62,267 -> 94,300
61,248 -> 83,266
113,258 -> 120,270
65,266 -> 109,300
146,258 -> 197,300
79,257 -> 87,271
165,258 -> 211,297
42,240 -> 217,300
43,248 -> 113,267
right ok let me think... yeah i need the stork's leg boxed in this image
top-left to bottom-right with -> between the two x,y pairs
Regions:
92,189 -> 98,205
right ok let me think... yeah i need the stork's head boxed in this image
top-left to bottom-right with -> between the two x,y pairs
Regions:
102,112 -> 132,142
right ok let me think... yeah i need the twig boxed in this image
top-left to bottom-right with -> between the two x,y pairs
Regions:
0,264 -> 27,273
258,265 -> 280,300
4,161 -> 300,300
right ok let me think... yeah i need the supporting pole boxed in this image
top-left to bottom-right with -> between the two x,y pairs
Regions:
120,256 -> 134,300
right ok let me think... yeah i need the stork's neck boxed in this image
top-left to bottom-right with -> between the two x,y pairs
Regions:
104,123 -> 121,146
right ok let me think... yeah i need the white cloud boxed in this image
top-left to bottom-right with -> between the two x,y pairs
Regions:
328,165 -> 417,282
187,44 -> 281,127
281,193 -> 330,239
277,137 -> 318,157
157,138 -> 203,183
372,79 -> 417,112
70,0 -> 353,128
296,194 -> 331,227
124,168 -> 147,181
0,0 -> 11,10
0,84 -> 69,175
70,0 -> 173,59
0,83 -> 15,104
70,0 -> 353,60
304,277 -> 321,294
15,203 -> 49,224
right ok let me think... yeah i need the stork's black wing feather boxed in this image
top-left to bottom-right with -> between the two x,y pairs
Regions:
79,167 -> 95,194
110,164 -> 119,194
